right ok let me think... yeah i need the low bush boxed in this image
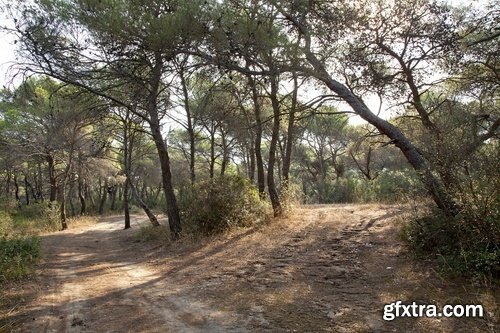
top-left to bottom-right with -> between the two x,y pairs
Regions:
403,208 -> 499,283
178,175 -> 270,235
134,224 -> 170,242
0,236 -> 41,281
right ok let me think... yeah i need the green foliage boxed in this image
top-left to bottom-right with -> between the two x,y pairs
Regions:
280,181 -> 304,216
403,209 -> 500,283
0,201 -> 98,282
178,175 -> 270,235
311,178 -> 356,204
16,203 -> 60,234
0,236 -> 41,281
134,224 -> 170,243
303,169 -> 424,204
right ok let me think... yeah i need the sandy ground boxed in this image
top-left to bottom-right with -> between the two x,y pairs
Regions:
2,204 -> 498,332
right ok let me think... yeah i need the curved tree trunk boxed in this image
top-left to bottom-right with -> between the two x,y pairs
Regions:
146,52 -> 182,238
304,49 -> 459,215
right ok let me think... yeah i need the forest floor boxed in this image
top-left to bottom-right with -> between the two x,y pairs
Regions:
1,204 -> 498,332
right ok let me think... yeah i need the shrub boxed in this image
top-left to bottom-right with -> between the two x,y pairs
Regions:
403,208 -> 499,283
280,180 -> 303,215
178,175 -> 270,235
134,224 -> 170,242
0,211 -> 13,237
0,236 -> 42,281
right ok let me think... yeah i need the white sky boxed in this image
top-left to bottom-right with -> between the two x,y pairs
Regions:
0,12 -> 17,89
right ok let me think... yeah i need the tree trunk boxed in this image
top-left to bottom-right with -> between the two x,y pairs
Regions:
98,178 -> 107,215
282,71 -> 298,187
150,124 -> 181,237
268,74 -> 283,217
37,160 -> 44,202
130,180 -> 160,226
249,145 -> 256,182
86,183 -> 95,210
209,127 -> 216,178
68,179 -> 76,217
59,146 -> 74,230
5,170 -> 11,197
248,75 -> 266,197
124,180 -> 131,229
59,188 -> 68,230
110,185 -> 117,211
179,68 -> 196,184
123,111 -> 131,229
220,132 -> 228,176
146,54 -> 181,236
13,174 -> 21,208
24,176 -> 30,206
304,49 -> 459,215
47,154 -> 57,204
78,176 -> 86,215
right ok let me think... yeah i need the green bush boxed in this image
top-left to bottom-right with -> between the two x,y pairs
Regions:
0,211 -> 13,237
134,224 -> 170,242
178,175 -> 270,235
403,209 -> 499,283
0,236 -> 42,281
2,203 -> 61,235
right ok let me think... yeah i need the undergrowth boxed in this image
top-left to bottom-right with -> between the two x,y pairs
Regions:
178,175 -> 271,235
0,236 -> 41,282
403,208 -> 499,284
0,201 -> 96,282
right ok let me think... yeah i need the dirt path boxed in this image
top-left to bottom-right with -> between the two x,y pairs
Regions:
5,205 -> 498,332
12,216 -> 248,333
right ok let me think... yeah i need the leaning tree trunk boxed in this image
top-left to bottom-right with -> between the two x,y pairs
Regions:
146,52 -> 182,238
130,180 -> 160,227
304,49 -> 459,215
150,123 -> 181,236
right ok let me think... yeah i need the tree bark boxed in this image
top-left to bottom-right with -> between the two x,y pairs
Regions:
13,174 -> 20,208
47,154 -> 57,204
130,180 -> 160,226
282,71 -> 298,187
248,74 -> 266,197
110,185 -> 117,211
268,74 -> 283,217
24,176 -> 30,206
145,52 -> 182,238
179,67 -> 196,184
98,178 -> 107,215
123,110 -> 131,229
78,175 -> 86,215
209,126 -> 216,178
